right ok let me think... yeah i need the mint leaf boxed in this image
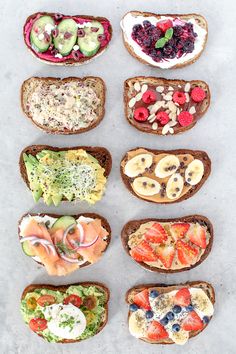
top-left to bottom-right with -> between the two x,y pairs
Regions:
165,28 -> 173,40
155,37 -> 167,49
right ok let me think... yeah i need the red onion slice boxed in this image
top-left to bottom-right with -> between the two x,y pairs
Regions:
60,254 -> 86,265
20,236 -> 39,243
63,223 -> 84,247
31,239 -> 52,246
76,235 -> 99,248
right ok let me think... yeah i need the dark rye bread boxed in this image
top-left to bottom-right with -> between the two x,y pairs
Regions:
124,77 -> 210,135
120,147 -> 211,204
19,145 -> 112,202
121,11 -> 208,69
24,12 -> 113,66
121,215 -> 213,273
18,212 -> 112,270
21,77 -> 106,135
21,282 -> 110,343
126,281 -> 215,345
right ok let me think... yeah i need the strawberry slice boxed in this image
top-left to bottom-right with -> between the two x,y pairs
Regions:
130,240 -> 158,262
189,225 -> 207,249
156,20 -> 173,32
176,240 -> 199,265
157,244 -> 175,269
174,288 -> 191,306
170,223 -> 190,241
182,311 -> 204,331
133,289 -> 151,310
144,223 -> 168,243
147,321 -> 169,340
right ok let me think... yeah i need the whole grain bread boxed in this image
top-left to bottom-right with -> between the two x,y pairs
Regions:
23,12 -> 113,66
121,215 -> 213,273
21,77 -> 106,135
121,11 -> 208,69
21,282 -> 110,343
120,147 -> 211,204
124,77 -> 210,135
126,281 -> 215,344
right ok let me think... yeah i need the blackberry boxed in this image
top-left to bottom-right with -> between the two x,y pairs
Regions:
183,40 -> 194,53
143,20 -> 152,28
173,25 -> 184,37
133,24 -> 142,33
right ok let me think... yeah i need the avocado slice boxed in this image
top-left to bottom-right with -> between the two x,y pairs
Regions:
52,194 -> 63,207
23,154 -> 43,202
51,216 -> 76,233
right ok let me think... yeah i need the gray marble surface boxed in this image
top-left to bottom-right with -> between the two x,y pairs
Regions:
0,0 -> 236,353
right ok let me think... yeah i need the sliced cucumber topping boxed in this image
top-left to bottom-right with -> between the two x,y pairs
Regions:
22,241 -> 35,257
53,19 -> 77,56
78,21 -> 104,57
51,216 -> 76,233
30,16 -> 55,53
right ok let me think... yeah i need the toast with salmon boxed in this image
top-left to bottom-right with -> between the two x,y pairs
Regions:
19,213 -> 111,276
24,12 -> 112,65
120,147 -> 211,204
121,215 -> 213,273
21,77 -> 106,134
124,77 -> 210,135
126,281 -> 215,345
120,11 -> 208,69
21,282 -> 109,343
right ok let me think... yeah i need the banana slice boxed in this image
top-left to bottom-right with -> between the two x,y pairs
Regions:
129,309 -> 147,338
169,329 -> 189,345
190,288 -> 214,317
149,293 -> 174,318
133,177 -> 160,196
185,159 -> 204,186
124,154 -> 153,178
155,155 -> 180,178
166,173 -> 184,200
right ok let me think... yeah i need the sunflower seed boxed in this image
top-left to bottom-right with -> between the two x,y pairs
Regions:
134,82 -> 141,92
184,83 -> 191,92
128,97 -> 136,108
141,84 -> 148,93
156,86 -> 164,93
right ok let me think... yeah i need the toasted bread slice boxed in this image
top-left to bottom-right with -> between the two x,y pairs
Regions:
121,215 -> 213,273
24,12 -> 112,66
120,147 -> 211,204
21,77 -> 106,135
126,281 -> 215,345
121,11 -> 208,69
124,77 -> 210,135
21,282 -> 109,343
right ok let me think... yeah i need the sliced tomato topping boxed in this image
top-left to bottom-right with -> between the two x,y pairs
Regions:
37,295 -> 56,307
133,289 -> 151,310
147,321 -> 169,340
29,318 -> 47,332
144,223 -> 168,243
182,311 -> 204,331
63,294 -> 83,307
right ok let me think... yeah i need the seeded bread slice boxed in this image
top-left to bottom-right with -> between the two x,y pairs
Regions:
126,281 -> 215,344
124,77 -> 210,135
21,77 -> 106,135
121,215 -> 213,273
21,282 -> 110,343
121,11 -> 208,69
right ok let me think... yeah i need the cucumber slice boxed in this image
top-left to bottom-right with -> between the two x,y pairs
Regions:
78,21 -> 104,57
30,16 -> 55,53
51,216 -> 76,233
53,19 -> 77,56
22,241 -> 35,257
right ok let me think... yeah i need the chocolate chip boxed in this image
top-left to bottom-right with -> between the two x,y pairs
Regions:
180,162 -> 185,168
184,182 -> 189,186
143,182 -> 147,186
176,187 -> 180,192
172,193 -> 176,197
174,178 -> 178,182
183,157 -> 188,161
141,158 -> 145,162
187,178 -> 191,182
181,173 -> 184,177
161,183 -> 166,188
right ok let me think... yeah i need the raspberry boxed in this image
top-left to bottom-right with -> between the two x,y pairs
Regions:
134,107 -> 149,122
178,111 -> 193,127
156,111 -> 170,125
142,90 -> 157,104
191,87 -> 206,102
157,20 -> 173,32
173,91 -> 186,105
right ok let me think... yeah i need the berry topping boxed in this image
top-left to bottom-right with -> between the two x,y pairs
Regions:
147,321 -> 169,340
173,305 -> 182,314
134,107 -> 149,122
156,111 -> 170,125
142,90 -> 157,104
150,290 -> 159,298
129,303 -> 139,312
177,111 -> 193,127
160,317 -> 169,326
172,323 -> 181,332
173,91 -> 186,105
130,240 -> 158,262
133,289 -> 151,310
188,225 -> 207,249
144,223 -> 168,243
157,20 -> 173,32
170,223 -> 190,241
174,288 -> 191,307
157,244 -> 175,269
191,87 -> 206,102
181,311 -> 204,331
203,316 -> 210,324
146,310 -> 154,319
166,311 -> 175,321
186,304 -> 194,312
176,240 -> 199,265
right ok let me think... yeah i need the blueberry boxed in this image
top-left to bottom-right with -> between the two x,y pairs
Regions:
166,311 -> 175,321
172,323 -> 181,332
145,310 -> 154,319
150,290 -> 159,298
133,24 -> 142,33
186,304 -> 194,312
173,305 -> 182,314
160,317 -> 169,326
143,20 -> 151,28
129,304 -> 139,312
203,316 -> 210,324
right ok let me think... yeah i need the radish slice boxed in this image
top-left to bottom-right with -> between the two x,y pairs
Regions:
60,254 -> 86,265
77,235 -> 99,248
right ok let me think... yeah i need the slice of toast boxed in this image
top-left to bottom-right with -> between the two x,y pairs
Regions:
21,77 -> 106,135
121,11 -> 208,69
126,281 -> 215,344
124,77 -> 210,135
21,282 -> 109,343
120,147 -> 211,204
121,215 -> 213,273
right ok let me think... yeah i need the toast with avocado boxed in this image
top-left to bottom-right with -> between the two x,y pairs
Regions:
19,145 -> 112,206
120,12 -> 208,69
24,12 -> 112,65
126,281 -> 215,345
21,282 -> 109,343
121,215 -> 213,273
120,147 -> 211,204
19,213 -> 111,276
21,77 -> 106,134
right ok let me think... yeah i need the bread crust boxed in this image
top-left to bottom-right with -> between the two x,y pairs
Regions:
121,11 -> 208,69
124,77 -> 211,135
120,147 -> 211,204
23,12 -> 113,66
21,77 -> 106,135
121,215 -> 213,273
21,282 -> 110,343
126,281 -> 215,344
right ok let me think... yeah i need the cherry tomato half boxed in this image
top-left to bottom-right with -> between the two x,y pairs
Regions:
63,294 -> 82,307
29,318 -> 47,332
37,295 -> 56,307
26,297 -> 37,310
